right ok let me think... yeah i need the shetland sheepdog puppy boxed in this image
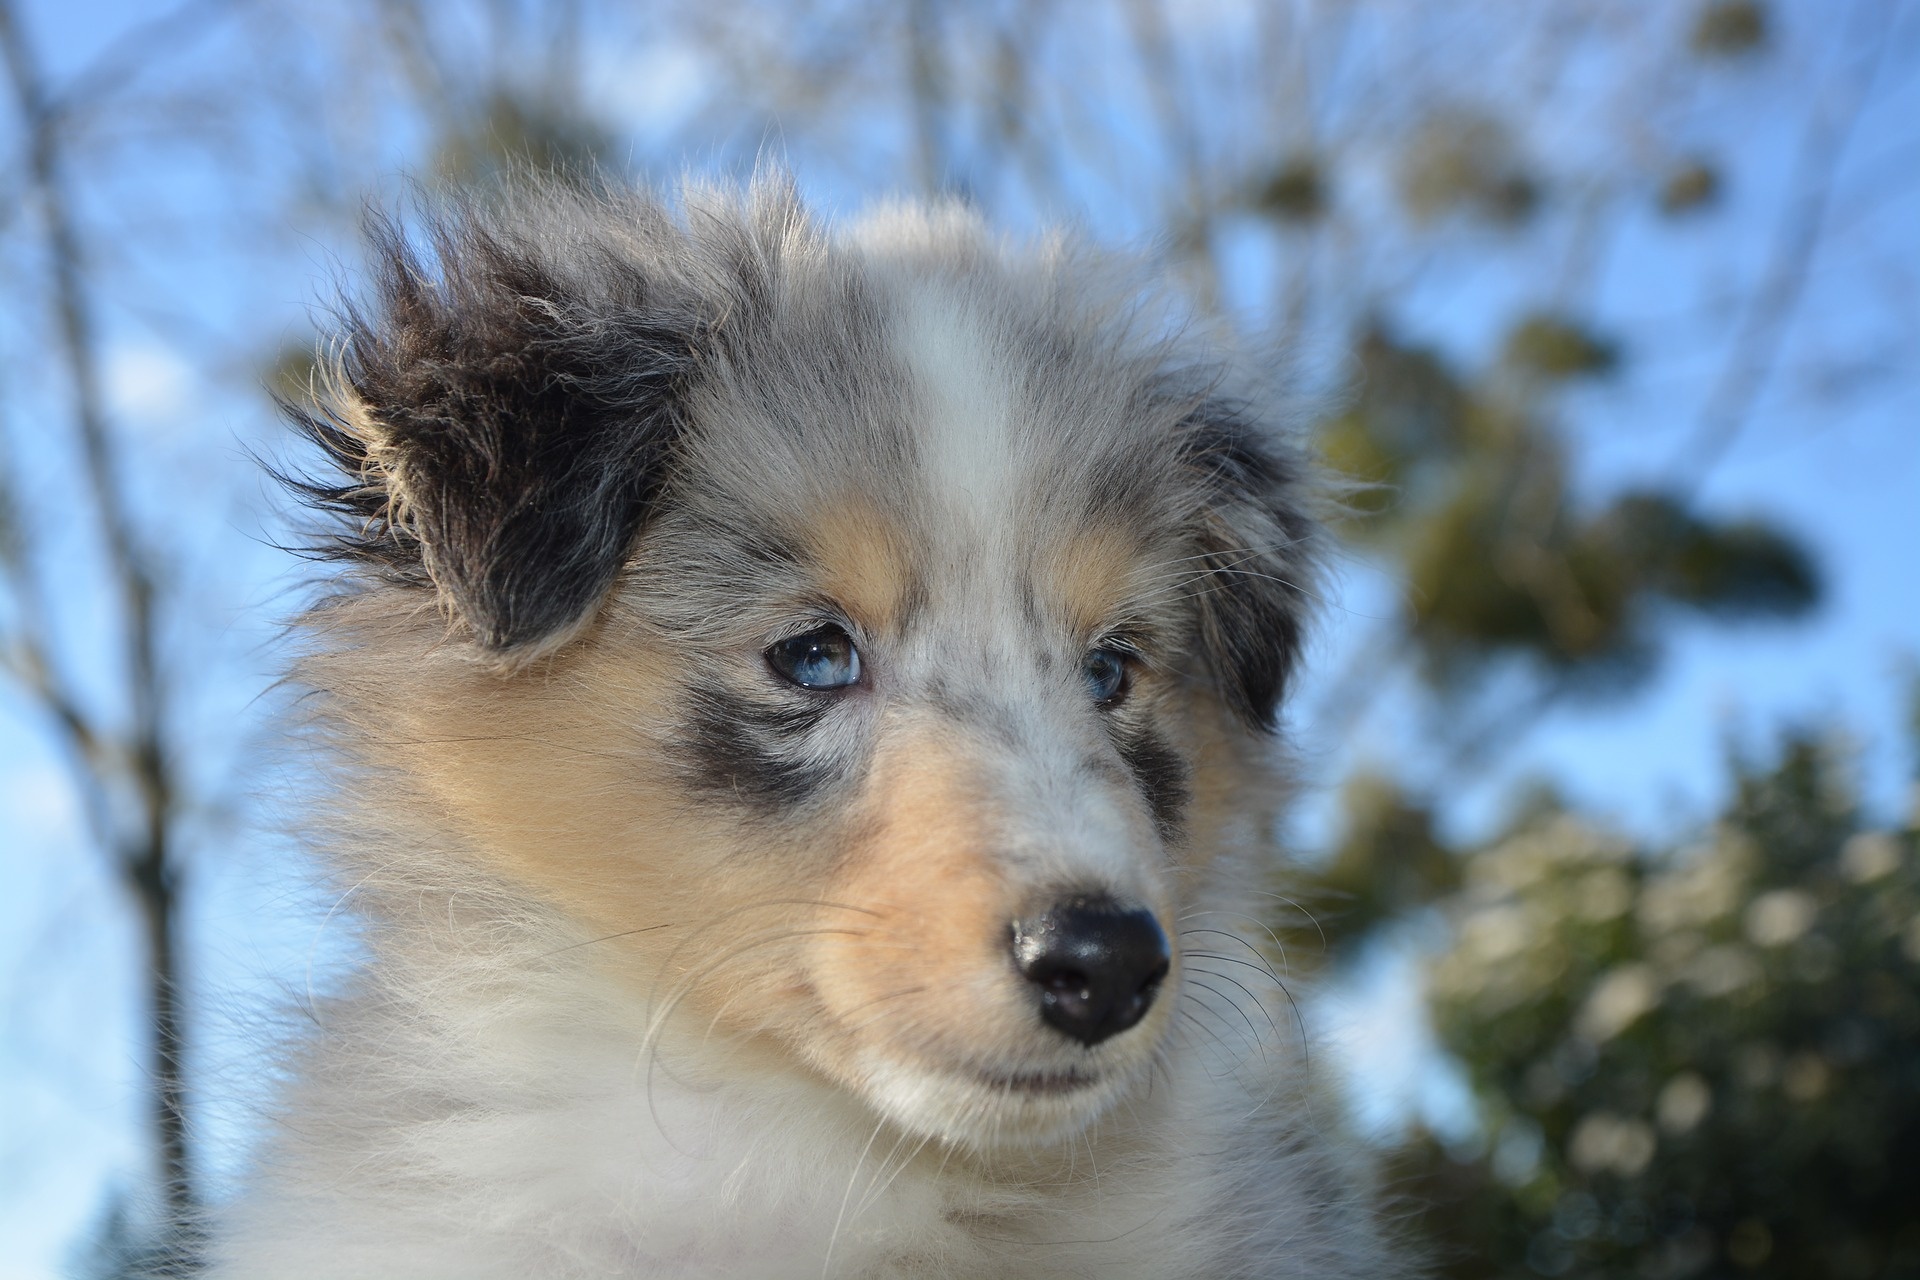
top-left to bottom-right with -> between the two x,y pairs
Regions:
210,175 -> 1403,1278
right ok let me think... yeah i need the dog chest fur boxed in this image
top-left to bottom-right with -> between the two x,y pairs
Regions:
214,888 -> 1387,1277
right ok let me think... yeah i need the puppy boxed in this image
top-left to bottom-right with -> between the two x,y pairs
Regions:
211,176 -> 1402,1278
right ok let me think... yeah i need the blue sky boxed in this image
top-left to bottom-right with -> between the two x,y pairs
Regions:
2,1 -> 1915,1274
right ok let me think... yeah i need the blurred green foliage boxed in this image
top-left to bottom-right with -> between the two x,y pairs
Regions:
432,88 -> 615,190
1692,2 -> 1771,58
1383,722 -> 1920,1278
1254,153 -> 1330,223
1397,112 -> 1542,226
1281,6 -> 1913,1260
1501,317 -> 1619,383
1658,161 -> 1724,217
1319,324 -> 1817,701
263,342 -> 322,408
1314,774 -> 1461,945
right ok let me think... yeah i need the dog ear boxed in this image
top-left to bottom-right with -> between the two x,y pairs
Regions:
288,202 -> 701,658
1180,396 -> 1319,732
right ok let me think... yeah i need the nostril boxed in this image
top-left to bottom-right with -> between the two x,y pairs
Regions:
1011,898 -> 1171,1048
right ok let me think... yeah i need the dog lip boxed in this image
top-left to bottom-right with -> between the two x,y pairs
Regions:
974,1067 -> 1100,1096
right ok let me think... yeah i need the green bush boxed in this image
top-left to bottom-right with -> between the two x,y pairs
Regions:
1405,731 -> 1920,1278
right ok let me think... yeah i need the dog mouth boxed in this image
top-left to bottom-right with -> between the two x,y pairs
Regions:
973,1066 -> 1100,1096
849,1046 -> 1133,1148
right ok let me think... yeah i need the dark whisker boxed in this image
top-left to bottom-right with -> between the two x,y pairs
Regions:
1179,983 -> 1248,1048
1186,977 -> 1264,1057
1182,946 -> 1285,986
1174,1005 -> 1237,1060
533,921 -> 678,960
1186,965 -> 1280,1045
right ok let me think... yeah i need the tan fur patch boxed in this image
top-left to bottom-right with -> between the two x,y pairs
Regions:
801,498 -> 915,636
807,720 -> 1031,1071
311,609 -> 793,992
1035,526 -> 1153,638
1172,692 -> 1271,877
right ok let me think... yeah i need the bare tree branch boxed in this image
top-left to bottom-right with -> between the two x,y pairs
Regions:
905,0 -> 950,197
45,0 -> 240,123
0,0 -> 194,1240
1678,0 -> 1898,485
1123,0 -> 1219,308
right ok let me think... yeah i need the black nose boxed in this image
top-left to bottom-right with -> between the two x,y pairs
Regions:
1012,898 -> 1171,1047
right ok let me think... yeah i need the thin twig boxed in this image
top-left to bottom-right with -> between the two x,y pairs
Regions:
1677,0 -> 1898,486
0,0 -> 194,1237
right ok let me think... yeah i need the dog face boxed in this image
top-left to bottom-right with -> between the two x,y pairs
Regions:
294,181 -> 1317,1150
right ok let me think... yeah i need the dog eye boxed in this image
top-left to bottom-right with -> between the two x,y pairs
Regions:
1082,648 -> 1131,705
766,626 -> 862,690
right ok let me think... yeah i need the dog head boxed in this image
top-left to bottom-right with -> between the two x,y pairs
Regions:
292,178 -> 1318,1149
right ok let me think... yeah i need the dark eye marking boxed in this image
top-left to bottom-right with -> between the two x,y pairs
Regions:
766,625 -> 862,690
1113,727 -> 1190,842
1081,646 -> 1133,705
677,681 -> 842,812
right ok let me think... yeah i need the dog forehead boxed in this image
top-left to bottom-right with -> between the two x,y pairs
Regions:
851,283 -> 1173,636
675,256 -> 1185,634
889,283 -> 1023,528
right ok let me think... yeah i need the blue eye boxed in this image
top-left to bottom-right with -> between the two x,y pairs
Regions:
767,626 -> 863,690
1082,648 -> 1131,704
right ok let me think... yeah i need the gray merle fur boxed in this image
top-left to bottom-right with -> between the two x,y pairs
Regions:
1174,391 -> 1315,732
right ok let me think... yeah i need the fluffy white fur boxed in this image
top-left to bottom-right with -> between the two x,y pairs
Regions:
214,881 -> 1387,1278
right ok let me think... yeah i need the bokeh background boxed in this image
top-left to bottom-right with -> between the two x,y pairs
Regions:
1,1 -> 1916,1276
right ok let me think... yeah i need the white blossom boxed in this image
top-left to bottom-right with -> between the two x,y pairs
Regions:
1683,944 -> 1762,997
1838,831 -> 1901,884
1657,1073 -> 1712,1133
1568,1112 -> 1657,1176
1576,964 -> 1661,1042
1745,889 -> 1817,947
1638,828 -> 1755,934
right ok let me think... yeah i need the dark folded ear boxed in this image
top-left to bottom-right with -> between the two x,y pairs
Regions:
1179,395 -> 1320,732
287,197 -> 702,658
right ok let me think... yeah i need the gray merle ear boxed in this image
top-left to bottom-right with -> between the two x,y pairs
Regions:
286,201 -> 703,658
1180,396 -> 1320,732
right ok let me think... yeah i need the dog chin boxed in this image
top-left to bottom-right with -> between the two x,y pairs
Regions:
855,1050 -> 1146,1150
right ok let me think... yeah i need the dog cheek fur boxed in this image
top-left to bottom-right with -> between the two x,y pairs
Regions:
294,603 -> 836,1004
